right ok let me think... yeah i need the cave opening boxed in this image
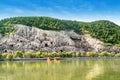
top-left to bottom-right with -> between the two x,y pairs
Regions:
4,50 -> 7,52
10,44 -> 13,47
60,50 -> 63,52
45,43 -> 48,47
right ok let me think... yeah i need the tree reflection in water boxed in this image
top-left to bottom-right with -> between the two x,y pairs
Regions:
86,64 -> 104,80
0,59 -> 120,80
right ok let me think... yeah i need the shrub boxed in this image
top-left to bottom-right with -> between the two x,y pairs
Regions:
59,52 -> 65,57
103,43 -> 113,46
2,53 -> 8,58
42,52 -> 48,57
0,54 -> 2,59
59,52 -> 63,57
55,52 -> 61,57
99,52 -> 115,57
65,52 -> 72,57
6,54 -> 13,60
72,53 -> 76,57
86,52 -> 98,57
114,44 -> 120,47
115,53 -> 120,57
80,52 -> 85,57
67,52 -> 72,57
24,51 -> 35,58
108,52 -> 115,57
59,52 -> 72,57
51,52 -> 57,57
14,50 -> 23,58
99,52 -> 108,57
76,52 -> 80,57
47,52 -> 52,57
35,51 -> 42,58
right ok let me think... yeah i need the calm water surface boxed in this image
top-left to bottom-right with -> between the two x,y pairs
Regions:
0,58 -> 120,80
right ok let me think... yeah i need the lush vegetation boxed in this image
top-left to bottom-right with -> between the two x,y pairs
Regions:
0,16 -> 120,45
83,20 -> 120,46
0,24 -> 16,36
0,51 -> 120,61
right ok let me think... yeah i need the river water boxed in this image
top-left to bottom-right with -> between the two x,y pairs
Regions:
0,58 -> 120,80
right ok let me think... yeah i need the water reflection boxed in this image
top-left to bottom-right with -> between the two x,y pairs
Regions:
86,64 -> 104,80
0,59 -> 120,80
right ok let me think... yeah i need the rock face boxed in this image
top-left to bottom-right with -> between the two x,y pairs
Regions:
0,25 -> 92,53
84,35 -> 120,53
0,25 -> 120,53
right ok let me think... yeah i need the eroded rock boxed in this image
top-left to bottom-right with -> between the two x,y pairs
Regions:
0,24 -> 119,53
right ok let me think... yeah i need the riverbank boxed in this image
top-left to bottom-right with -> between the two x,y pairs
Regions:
0,51 -> 120,61
0,57 -> 120,61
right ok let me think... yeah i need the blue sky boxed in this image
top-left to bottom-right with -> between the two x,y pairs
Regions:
0,0 -> 120,25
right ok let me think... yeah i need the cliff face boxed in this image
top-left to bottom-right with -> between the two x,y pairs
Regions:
84,35 -> 120,53
0,25 -> 120,53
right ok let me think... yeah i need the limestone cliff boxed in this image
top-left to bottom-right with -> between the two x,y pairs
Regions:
0,25 -> 120,53
84,35 -> 120,53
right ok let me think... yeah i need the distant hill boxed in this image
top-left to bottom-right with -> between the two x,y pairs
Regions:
0,16 -> 120,46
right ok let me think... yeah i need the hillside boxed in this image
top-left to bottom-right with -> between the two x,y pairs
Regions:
0,25 -> 93,53
0,16 -> 120,46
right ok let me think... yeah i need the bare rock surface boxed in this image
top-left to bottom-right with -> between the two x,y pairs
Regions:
84,34 -> 120,53
0,24 -> 119,53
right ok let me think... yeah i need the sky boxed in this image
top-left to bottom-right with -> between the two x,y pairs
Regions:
0,0 -> 120,25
